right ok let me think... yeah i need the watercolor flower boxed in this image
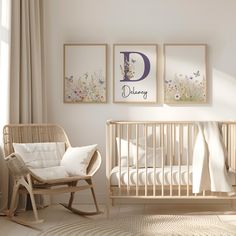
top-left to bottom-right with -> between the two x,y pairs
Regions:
174,93 -> 181,100
65,70 -> 106,102
165,71 -> 206,103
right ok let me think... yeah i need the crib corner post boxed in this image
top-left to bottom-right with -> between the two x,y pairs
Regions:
106,121 -> 111,218
106,120 -> 116,218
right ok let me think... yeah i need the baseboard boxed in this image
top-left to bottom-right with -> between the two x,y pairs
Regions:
51,193 -> 236,209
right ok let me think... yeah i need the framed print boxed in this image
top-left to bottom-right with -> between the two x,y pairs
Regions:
64,44 -> 107,103
164,44 -> 207,104
113,44 -> 157,103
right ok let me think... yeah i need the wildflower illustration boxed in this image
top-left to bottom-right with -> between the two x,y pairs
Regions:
164,71 -> 206,103
65,70 -> 106,102
120,58 -> 136,80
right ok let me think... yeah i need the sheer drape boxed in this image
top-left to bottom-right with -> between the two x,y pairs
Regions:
10,0 -> 46,123
0,0 -> 47,213
0,0 -> 11,214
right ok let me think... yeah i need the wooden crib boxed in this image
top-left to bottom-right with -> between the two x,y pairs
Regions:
106,120 -> 236,209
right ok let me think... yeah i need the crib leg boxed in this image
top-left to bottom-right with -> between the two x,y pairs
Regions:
231,199 -> 236,211
106,192 -> 112,218
106,203 -> 110,218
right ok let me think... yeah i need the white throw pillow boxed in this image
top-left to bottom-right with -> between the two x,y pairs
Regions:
13,142 -> 65,169
116,138 -> 163,167
131,145 -> 164,168
61,144 -> 97,176
116,138 -> 136,166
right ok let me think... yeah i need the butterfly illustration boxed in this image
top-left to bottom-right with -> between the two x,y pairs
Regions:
193,70 -> 200,77
99,78 -> 104,85
66,75 -> 73,82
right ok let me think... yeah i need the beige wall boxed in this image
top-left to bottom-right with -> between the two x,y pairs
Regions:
43,0 -> 236,203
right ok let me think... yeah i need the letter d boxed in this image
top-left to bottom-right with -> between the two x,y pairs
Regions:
120,51 -> 150,82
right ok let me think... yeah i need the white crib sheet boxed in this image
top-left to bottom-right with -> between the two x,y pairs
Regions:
110,166 -> 236,186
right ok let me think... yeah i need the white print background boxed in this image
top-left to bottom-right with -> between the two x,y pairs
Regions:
114,45 -> 157,102
165,45 -> 205,87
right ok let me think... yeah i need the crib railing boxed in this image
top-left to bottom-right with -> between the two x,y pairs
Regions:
106,121 -> 236,200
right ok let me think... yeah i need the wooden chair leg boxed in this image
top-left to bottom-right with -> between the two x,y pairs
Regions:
7,180 -> 20,217
61,179 -> 102,216
26,175 -> 43,222
86,179 -> 99,212
68,192 -> 75,208
8,176 -> 44,226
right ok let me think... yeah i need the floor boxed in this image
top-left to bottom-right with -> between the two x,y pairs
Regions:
0,204 -> 236,235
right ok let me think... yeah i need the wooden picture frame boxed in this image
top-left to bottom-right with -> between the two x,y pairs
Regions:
164,44 -> 207,104
64,44 -> 107,103
113,44 -> 158,103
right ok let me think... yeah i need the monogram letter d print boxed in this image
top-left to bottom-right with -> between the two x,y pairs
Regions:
113,45 -> 157,103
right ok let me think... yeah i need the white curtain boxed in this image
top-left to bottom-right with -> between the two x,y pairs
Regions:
0,0 -> 47,213
10,0 -> 47,123
0,0 -> 11,214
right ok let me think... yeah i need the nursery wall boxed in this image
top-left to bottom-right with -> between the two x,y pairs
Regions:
43,0 -> 236,203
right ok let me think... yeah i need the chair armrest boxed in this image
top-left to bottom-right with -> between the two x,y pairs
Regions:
87,150 -> 102,176
5,153 -> 30,177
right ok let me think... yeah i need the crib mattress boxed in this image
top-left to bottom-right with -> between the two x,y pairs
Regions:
110,166 -> 236,186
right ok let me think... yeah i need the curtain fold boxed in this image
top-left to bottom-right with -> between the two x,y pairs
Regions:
10,0 -> 46,123
0,0 -> 11,214
0,0 -> 48,213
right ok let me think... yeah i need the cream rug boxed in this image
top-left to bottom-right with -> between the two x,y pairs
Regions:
39,215 -> 236,236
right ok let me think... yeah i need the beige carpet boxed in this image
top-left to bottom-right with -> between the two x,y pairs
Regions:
38,215 -> 236,236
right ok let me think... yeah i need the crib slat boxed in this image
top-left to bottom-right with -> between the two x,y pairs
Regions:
233,125 -> 234,171
161,124 -> 164,196
127,124 -> 130,195
235,124 -> 236,171
118,124 -> 122,195
231,124 -> 234,170
178,124 -> 183,196
232,124 -> 234,171
173,124 -> 176,195
106,122 -> 111,204
153,124 -> 156,196
170,124 -> 173,196
145,124 -> 148,196
187,124 -> 190,197
233,125 -> 236,171
232,125 -> 236,180
136,124 -> 139,196
228,125 -> 231,170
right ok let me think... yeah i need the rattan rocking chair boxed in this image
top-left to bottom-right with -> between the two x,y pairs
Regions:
3,124 -> 102,226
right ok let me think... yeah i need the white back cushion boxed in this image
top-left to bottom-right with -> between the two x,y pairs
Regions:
13,142 -> 65,169
61,144 -> 97,176
116,138 -> 163,167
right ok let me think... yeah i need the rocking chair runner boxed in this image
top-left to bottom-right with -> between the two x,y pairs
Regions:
3,124 -> 102,226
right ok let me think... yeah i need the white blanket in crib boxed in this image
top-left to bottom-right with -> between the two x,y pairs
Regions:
192,122 -> 232,193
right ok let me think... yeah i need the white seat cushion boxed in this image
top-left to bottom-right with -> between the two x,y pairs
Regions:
13,142 -> 65,169
61,144 -> 97,176
30,166 -> 69,180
